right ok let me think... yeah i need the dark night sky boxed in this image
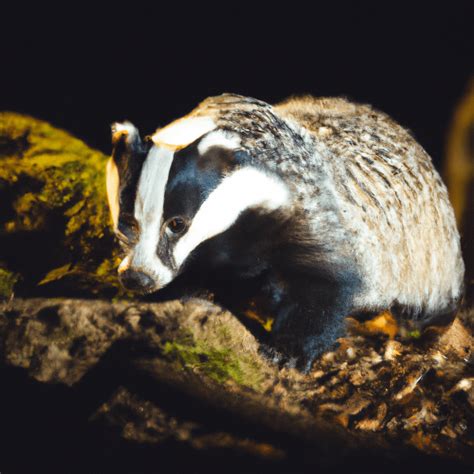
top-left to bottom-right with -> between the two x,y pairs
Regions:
2,2 -> 472,168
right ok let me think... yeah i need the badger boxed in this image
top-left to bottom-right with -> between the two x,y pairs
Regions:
106,94 -> 465,371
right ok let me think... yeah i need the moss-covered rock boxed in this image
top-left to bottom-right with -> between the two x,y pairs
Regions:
0,112 -> 120,298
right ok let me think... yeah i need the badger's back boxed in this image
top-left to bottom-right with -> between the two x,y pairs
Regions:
275,97 -> 464,321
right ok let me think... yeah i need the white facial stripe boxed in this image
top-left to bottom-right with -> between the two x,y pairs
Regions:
197,130 -> 241,155
134,145 -> 173,223
174,167 -> 291,267
152,116 -> 216,150
105,158 -> 120,229
132,145 -> 174,286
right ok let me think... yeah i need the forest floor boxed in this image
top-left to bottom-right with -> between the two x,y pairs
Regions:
0,297 -> 472,473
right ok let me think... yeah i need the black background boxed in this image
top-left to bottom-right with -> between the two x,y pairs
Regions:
1,2 -> 472,169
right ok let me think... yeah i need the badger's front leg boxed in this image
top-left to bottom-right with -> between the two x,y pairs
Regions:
267,271 -> 359,372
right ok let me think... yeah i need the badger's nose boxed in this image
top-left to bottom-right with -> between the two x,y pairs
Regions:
119,269 -> 156,292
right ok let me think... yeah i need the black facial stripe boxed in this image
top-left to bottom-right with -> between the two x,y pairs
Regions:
156,231 -> 177,271
163,142 -> 218,223
112,133 -> 150,239
162,138 -> 250,225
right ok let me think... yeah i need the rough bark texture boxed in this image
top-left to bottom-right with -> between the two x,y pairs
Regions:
0,298 -> 472,472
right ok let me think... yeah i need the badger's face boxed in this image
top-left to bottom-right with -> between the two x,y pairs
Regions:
106,116 -> 290,293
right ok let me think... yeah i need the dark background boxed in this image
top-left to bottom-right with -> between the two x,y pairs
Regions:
1,2 -> 472,169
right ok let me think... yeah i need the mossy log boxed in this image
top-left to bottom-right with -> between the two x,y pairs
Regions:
0,112 -> 120,299
0,298 -> 472,471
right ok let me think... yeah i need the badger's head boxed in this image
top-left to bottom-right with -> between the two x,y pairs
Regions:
106,114 -> 291,293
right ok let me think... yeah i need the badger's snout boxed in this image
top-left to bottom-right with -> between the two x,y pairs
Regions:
119,269 -> 156,293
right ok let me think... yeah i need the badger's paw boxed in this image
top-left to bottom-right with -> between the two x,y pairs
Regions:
259,335 -> 329,374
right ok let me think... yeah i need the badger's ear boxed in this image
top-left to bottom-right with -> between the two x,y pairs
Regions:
111,121 -> 139,143
110,121 -> 141,168
106,122 -> 147,229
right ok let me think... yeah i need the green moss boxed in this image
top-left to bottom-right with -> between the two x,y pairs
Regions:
0,112 -> 120,296
163,340 -> 242,384
0,267 -> 18,300
407,329 -> 421,339
162,335 -> 264,390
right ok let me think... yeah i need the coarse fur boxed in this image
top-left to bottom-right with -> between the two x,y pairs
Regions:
106,93 -> 465,371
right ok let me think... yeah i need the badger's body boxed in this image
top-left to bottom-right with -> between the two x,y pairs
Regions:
106,94 -> 464,370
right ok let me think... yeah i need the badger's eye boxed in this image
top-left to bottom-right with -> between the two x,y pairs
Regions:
167,217 -> 187,235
